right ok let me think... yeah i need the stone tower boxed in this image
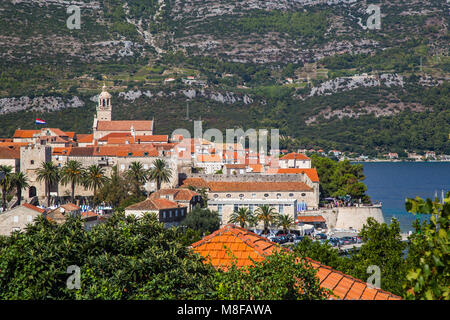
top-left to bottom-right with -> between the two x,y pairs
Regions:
20,145 -> 52,201
96,85 -> 112,121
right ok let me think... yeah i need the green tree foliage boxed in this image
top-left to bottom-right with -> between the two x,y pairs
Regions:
311,155 -> 369,202
0,213 -> 217,299
346,218 -> 407,296
215,249 -> 330,300
404,195 -> 449,300
276,214 -> 295,234
11,171 -> 29,206
126,161 -> 148,197
181,206 -> 220,235
0,165 -> 13,211
148,159 -> 172,191
83,165 -> 109,201
60,160 -> 85,203
36,161 -> 60,207
228,207 -> 254,228
94,166 -> 138,210
292,237 -> 348,272
255,205 -> 278,234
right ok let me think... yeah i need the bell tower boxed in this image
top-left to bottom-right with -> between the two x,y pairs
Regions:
96,85 -> 112,121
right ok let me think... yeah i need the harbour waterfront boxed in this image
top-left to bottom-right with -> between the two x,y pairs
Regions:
359,162 -> 450,232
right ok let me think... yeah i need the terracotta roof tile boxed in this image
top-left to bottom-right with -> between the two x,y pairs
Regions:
97,120 -> 153,131
76,134 -> 93,143
280,152 -> 310,160
149,188 -> 199,201
180,177 -> 209,189
191,224 -> 401,300
125,198 -> 185,211
297,216 -> 326,223
276,168 -> 320,182
207,181 -> 312,192
0,147 -> 20,159
13,130 -> 39,139
22,203 -> 45,214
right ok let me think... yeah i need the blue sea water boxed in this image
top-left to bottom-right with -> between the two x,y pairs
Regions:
358,162 -> 450,232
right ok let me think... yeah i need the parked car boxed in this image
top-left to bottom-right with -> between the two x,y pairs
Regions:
340,237 -> 354,245
279,236 -> 289,244
271,237 -> 281,243
286,234 -> 295,242
328,238 -> 339,247
315,233 -> 327,240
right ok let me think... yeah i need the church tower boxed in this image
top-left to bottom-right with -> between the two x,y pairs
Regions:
96,85 -> 112,121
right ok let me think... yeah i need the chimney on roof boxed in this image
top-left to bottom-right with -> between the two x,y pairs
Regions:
294,153 -> 297,168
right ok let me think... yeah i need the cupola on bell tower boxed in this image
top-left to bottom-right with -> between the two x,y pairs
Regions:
97,85 -> 112,121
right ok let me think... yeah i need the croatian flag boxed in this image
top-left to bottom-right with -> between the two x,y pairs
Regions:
35,118 -> 46,125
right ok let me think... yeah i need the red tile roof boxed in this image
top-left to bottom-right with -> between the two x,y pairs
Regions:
197,154 -> 222,162
22,203 -> 46,214
224,164 -> 247,169
248,164 -> 264,173
271,168 -> 320,182
81,211 -> 98,219
76,134 -> 94,143
97,120 -> 153,131
0,147 -> 20,159
65,132 -> 76,139
45,128 -> 68,137
297,216 -> 326,223
13,130 -> 40,139
60,203 -> 80,211
0,142 -> 29,148
180,177 -> 210,189
280,152 -> 310,161
52,147 -> 72,155
125,198 -> 185,211
98,132 -> 130,141
191,224 -> 401,300
149,188 -> 199,201
135,135 -> 168,143
181,178 -> 313,192
207,181 -> 312,192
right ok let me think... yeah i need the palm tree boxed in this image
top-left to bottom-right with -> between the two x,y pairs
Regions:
0,165 -> 13,211
126,161 -> 148,197
60,160 -> 84,203
36,161 -> 60,207
148,159 -> 172,191
277,214 -> 295,234
255,205 -> 278,235
11,172 -> 29,206
228,207 -> 254,228
84,165 -> 108,195
84,165 -> 109,206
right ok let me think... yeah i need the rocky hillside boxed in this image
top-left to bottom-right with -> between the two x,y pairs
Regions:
0,0 -> 448,155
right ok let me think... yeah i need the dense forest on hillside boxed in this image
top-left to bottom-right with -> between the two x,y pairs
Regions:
0,0 -> 448,155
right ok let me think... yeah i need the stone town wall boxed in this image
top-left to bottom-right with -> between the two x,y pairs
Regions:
299,206 -> 385,231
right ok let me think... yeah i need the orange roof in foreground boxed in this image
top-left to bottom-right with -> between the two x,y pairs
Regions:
191,224 -> 401,300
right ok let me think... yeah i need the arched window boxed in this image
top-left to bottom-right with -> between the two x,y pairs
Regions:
29,186 -> 37,198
